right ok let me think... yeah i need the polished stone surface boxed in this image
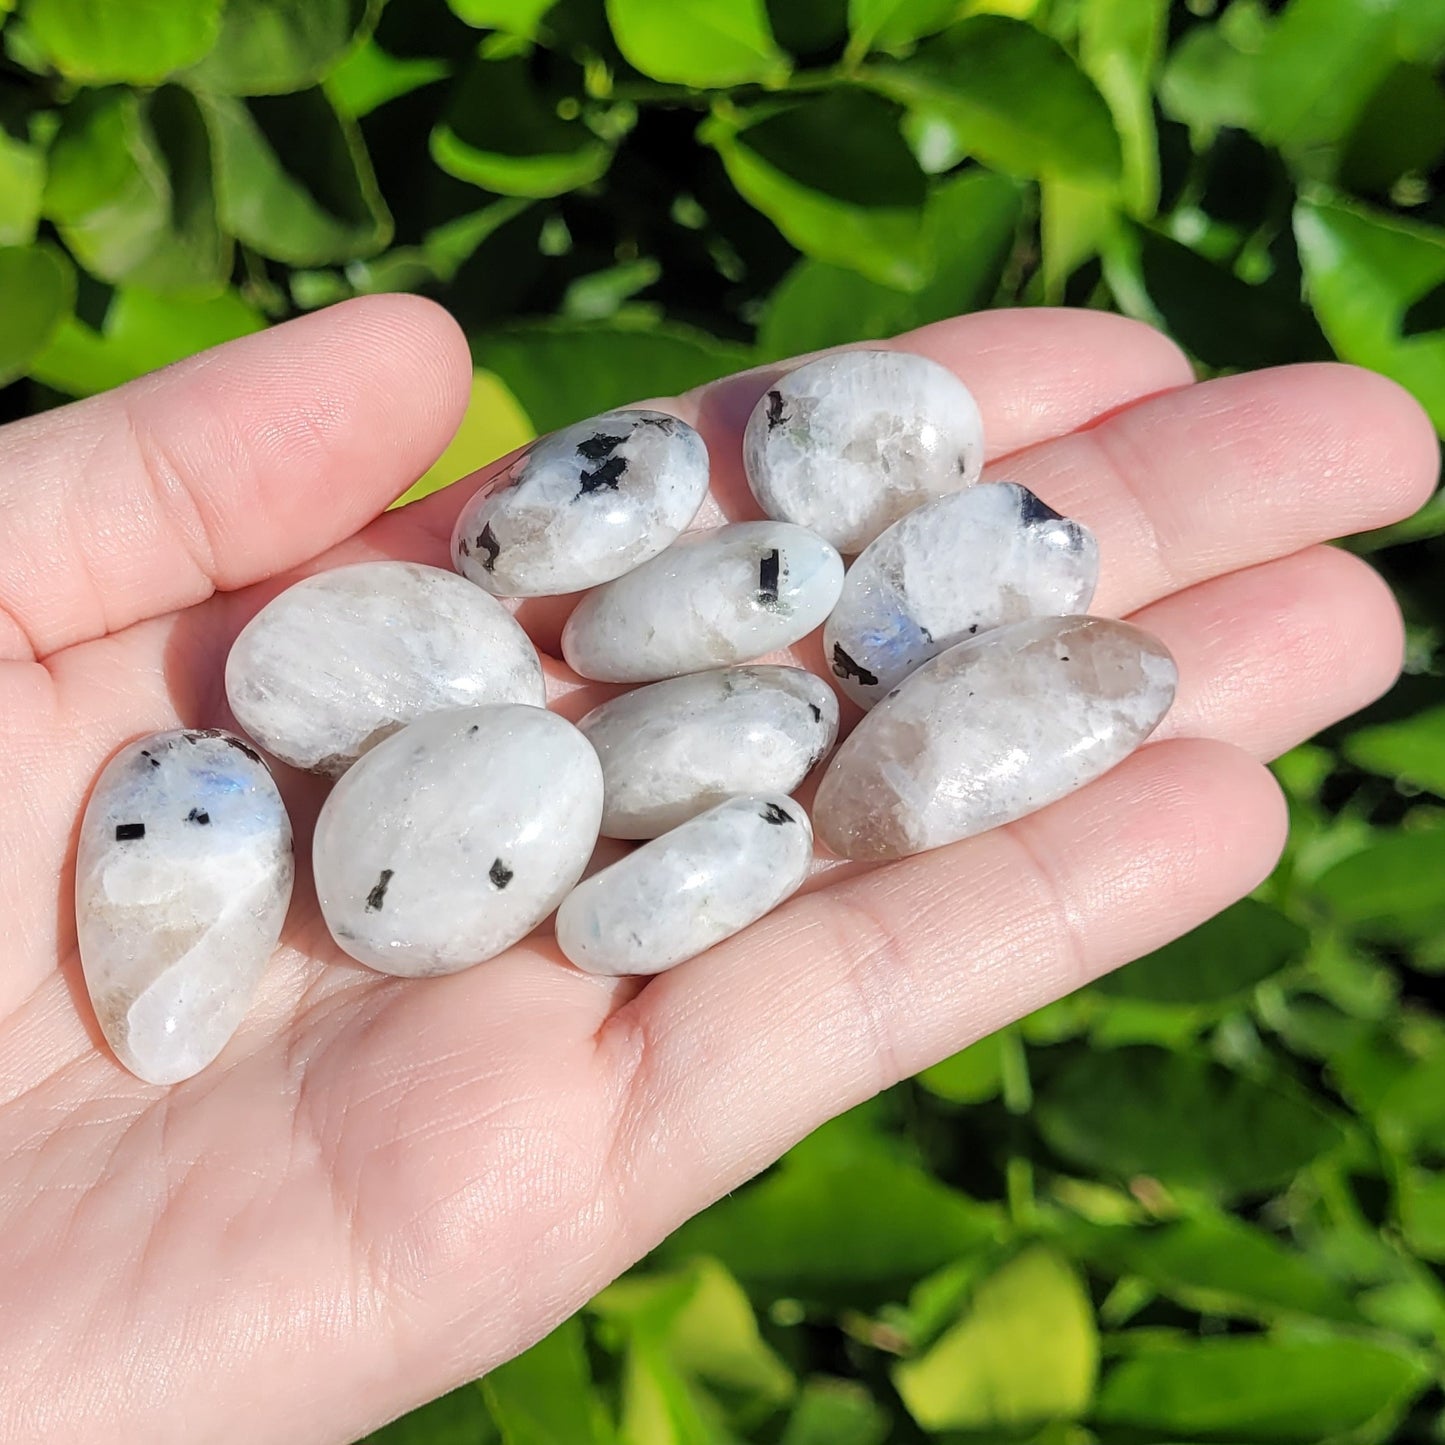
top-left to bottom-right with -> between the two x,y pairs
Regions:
452,409 -> 709,596
814,617 -> 1177,861
824,483 -> 1099,708
313,706 -> 602,976
561,522 -> 844,683
743,350 -> 984,553
226,561 -> 545,775
76,729 -> 294,1086
556,794 -> 813,975
578,665 -> 838,838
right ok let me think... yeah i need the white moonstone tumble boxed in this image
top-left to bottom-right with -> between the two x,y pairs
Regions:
815,617 -> 1177,861
561,522 -> 844,683
313,706 -> 603,976
578,665 -> 839,838
226,562 -> 544,775
825,483 -> 1100,709
557,795 -> 813,976
452,409 -> 709,596
76,729 -> 294,1085
744,350 -> 984,553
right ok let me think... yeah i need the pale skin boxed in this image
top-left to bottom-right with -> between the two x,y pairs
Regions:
0,295 -> 1436,1444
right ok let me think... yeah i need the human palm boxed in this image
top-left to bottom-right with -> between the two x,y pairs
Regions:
0,296 -> 1434,1444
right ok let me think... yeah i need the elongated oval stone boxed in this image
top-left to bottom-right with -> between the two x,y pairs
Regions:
578,665 -> 839,838
557,795 -> 813,976
744,350 -> 984,554
313,706 -> 602,976
814,617 -> 1177,861
76,729 -> 294,1086
561,522 -> 844,683
226,561 -> 545,776
451,409 -> 709,596
824,483 -> 1099,709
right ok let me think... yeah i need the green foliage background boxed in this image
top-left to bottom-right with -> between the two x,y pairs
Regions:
4,0 -> 1445,1439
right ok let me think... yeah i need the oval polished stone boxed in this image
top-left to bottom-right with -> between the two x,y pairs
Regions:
557,795 -> 813,976
814,617 -> 1177,861
561,522 -> 844,683
226,561 -> 545,776
313,706 -> 602,976
824,483 -> 1100,709
743,350 -> 984,554
76,728 -> 294,1086
578,665 -> 839,838
451,409 -> 709,596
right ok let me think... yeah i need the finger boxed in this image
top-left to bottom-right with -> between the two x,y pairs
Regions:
992,363 -> 1439,618
0,296 -> 472,662
596,739 -> 1286,1238
1139,545 -> 1405,759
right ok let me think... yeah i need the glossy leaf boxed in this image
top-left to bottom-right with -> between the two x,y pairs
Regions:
24,0 -> 221,83
893,1248 -> 1097,1432
204,87 -> 392,264
0,242 -> 74,385
449,0 -> 559,37
1078,0 -> 1166,214
866,17 -> 1122,184
327,40 -> 450,119
482,1316 -> 614,1445
604,0 -> 788,87
846,0 -> 958,57
1345,706 -> 1445,799
916,1029 -> 1006,1105
1313,830 -> 1445,936
0,123 -> 43,246
1035,1046 -> 1347,1199
360,1385 -> 497,1444
187,0 -> 382,94
1095,1333 -> 1431,1442
779,1379 -> 889,1445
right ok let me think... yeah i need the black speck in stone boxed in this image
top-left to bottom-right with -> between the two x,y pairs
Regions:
1061,654 -> 1070,663
478,523 -> 501,571
365,868 -> 394,912
831,643 -> 880,688
808,703 -> 822,722
577,454 -> 627,495
186,808 -> 210,825
575,431 -> 627,463
757,549 -> 781,606
457,536 -> 470,558
760,802 -> 793,826
918,623 -> 934,644
489,858 -> 514,889
140,749 -> 160,769
115,822 -> 146,841
468,724 -> 480,736
1017,488 -> 1064,527
185,728 -> 262,764
637,415 -> 678,433
766,390 -> 788,429
968,623 -> 979,635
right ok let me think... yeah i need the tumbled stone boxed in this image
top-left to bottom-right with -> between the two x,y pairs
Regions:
556,795 -> 813,976
814,617 -> 1177,861
561,522 -> 844,683
824,483 -> 1099,709
226,561 -> 545,776
744,350 -> 984,554
76,729 -> 294,1086
451,409 -> 709,596
578,665 -> 839,838
313,706 -> 602,976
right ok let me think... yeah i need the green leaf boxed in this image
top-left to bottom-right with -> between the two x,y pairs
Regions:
604,0 -> 788,87
917,1029 -> 1006,1104
327,39 -> 450,119
846,0 -> 958,58
1095,1332 -> 1431,1442
702,92 -> 928,290
187,0 -> 381,94
360,1385 -> 497,1444
615,1337 -> 728,1445
24,0 -> 221,82
1093,898 -> 1308,1005
1313,829 -> 1445,936
0,120 -> 44,245
482,1316 -> 614,1444
0,241 -> 74,385
475,320 -> 751,435
203,87 -> 392,264
866,16 -> 1122,184
1345,706 -> 1445,799
399,369 -> 535,505
1339,63 -> 1445,195
449,0 -> 559,37
1035,1046 -> 1347,1200
1078,0 -> 1165,215
1398,1166 -> 1445,1260
1296,196 -> 1445,432
779,1379 -> 889,1445
432,55 -> 612,199
892,1248 -> 1098,1432
1158,8 -> 1265,136
29,286 -> 265,396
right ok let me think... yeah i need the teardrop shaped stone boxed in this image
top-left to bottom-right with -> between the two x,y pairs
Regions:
744,350 -> 984,554
578,665 -> 838,838
226,561 -> 545,775
814,617 -> 1177,861
76,729 -> 294,1085
313,706 -> 603,976
824,483 -> 1099,709
556,795 -> 813,976
452,409 -> 710,596
561,522 -> 844,683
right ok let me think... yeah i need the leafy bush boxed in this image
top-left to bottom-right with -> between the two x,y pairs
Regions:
4,0 -> 1445,1440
